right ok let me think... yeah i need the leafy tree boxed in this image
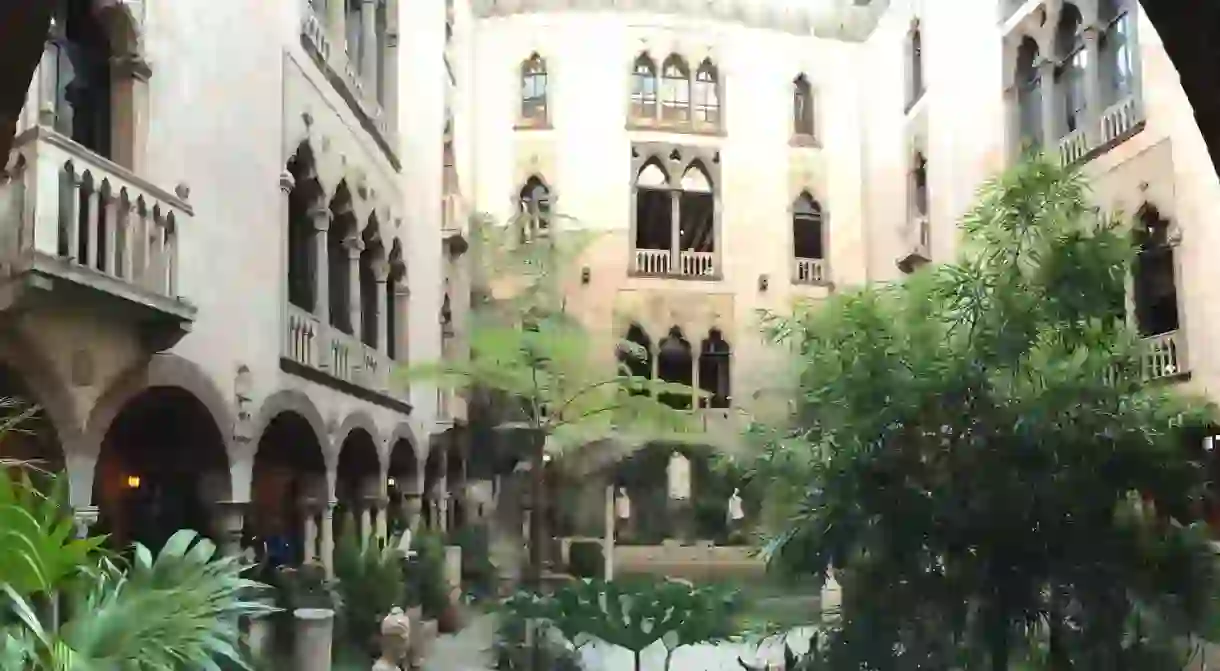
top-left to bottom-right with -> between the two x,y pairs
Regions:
404,216 -> 704,584
751,157 -> 1220,670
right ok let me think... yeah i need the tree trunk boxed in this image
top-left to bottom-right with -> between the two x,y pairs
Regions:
0,0 -> 53,165
526,432 -> 545,588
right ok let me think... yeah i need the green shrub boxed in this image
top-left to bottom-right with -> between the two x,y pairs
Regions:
333,515 -> 407,659
448,525 -> 494,597
406,530 -> 450,618
567,539 -> 603,579
493,591 -> 585,671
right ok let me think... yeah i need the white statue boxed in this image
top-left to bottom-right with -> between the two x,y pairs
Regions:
727,488 -> 745,522
372,607 -> 411,671
615,486 -> 632,520
667,452 -> 691,501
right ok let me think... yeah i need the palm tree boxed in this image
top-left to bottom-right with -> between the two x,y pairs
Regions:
0,400 -> 277,670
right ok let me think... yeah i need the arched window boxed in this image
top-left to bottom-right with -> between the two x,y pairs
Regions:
1133,205 -> 1179,338
617,324 -> 653,396
386,241 -> 404,360
1055,4 -> 1087,135
657,327 -> 693,410
660,55 -> 691,123
520,53 -> 548,124
1015,37 -> 1043,148
792,192 -> 824,284
693,59 -> 720,127
793,74 -> 815,137
631,54 -> 658,121
698,330 -> 731,409
911,152 -> 928,217
286,143 -> 321,312
1099,0 -> 1135,106
48,0 -> 114,158
518,177 -> 550,242
359,218 -> 384,348
907,21 -> 925,108
328,182 -> 357,334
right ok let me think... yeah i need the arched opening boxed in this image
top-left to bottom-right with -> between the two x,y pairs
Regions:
657,326 -> 693,410
387,240 -> 404,360
660,55 -> 690,123
678,162 -> 715,274
94,387 -> 229,553
251,411 -> 327,566
793,74 -> 814,137
793,192 -> 824,261
1016,37 -> 1043,148
517,176 -> 551,242
910,151 -> 928,217
335,428 -> 381,541
617,323 -> 653,395
630,53 -> 658,121
1055,3 -> 1087,136
634,159 -> 671,273
48,0 -> 114,158
328,181 -> 357,335
520,53 -> 548,123
387,438 -> 420,533
907,21 -> 925,108
1099,0 -> 1135,107
359,217 -> 385,348
698,329 -> 731,409
0,365 -> 64,480
693,58 -> 720,126
1133,205 -> 1179,339
287,143 -> 321,312
423,443 -> 446,531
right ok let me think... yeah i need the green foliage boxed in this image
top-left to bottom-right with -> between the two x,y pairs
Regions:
333,519 -> 407,659
406,530 -> 450,618
493,590 -> 586,671
566,540 -> 603,579
752,156 -> 1220,669
502,577 -> 743,671
0,468 -> 277,670
447,525 -> 494,597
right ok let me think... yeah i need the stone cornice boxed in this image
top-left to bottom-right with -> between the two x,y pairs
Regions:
470,0 -> 890,41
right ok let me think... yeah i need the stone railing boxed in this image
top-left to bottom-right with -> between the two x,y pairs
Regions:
678,250 -> 716,277
1143,330 -> 1185,380
1100,96 -> 1139,145
793,257 -> 825,284
632,248 -> 717,278
284,303 -> 391,393
1057,126 -> 1090,166
1056,96 -> 1141,166
633,248 -> 670,275
1,127 -> 190,301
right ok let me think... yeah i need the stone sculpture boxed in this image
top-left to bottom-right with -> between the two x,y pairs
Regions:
373,607 -> 411,671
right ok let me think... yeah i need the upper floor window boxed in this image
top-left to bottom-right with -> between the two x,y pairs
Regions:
906,21 -> 925,109
792,192 -> 826,285
520,53 -> 548,126
47,0 -> 115,159
1015,37 -> 1043,150
910,152 -> 928,217
631,53 -> 659,121
631,147 -> 719,279
517,176 -> 551,242
660,55 -> 691,124
1099,0 -> 1135,106
793,74 -> 815,138
1054,3 -> 1087,135
692,59 -> 720,127
1133,204 -> 1179,338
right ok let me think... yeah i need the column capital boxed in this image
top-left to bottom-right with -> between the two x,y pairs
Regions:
343,235 -> 365,257
111,54 -> 152,82
280,171 -> 296,193
309,206 -> 331,231
373,258 -> 391,282
394,282 -> 411,298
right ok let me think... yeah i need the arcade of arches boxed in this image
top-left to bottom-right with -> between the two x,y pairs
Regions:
0,355 -> 469,572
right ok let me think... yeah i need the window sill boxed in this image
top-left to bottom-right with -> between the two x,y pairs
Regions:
626,120 -> 725,138
789,134 -> 821,148
628,270 -> 723,282
514,120 -> 554,131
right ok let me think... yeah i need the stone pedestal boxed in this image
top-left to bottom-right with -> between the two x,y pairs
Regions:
292,608 -> 335,671
443,545 -> 462,589
246,613 -> 273,664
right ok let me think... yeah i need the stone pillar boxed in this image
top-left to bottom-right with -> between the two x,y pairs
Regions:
383,29 -> 399,126
394,282 -> 411,363
374,262 -> 390,354
302,507 -> 319,564
1037,58 -> 1058,148
72,505 -> 100,540
345,236 -> 364,338
321,500 -> 337,578
326,0 -> 346,50
109,54 -> 151,174
1082,25 -> 1103,140
375,496 -> 389,541
402,493 -> 422,532
213,501 -> 247,557
310,207 -> 332,329
360,0 -> 379,99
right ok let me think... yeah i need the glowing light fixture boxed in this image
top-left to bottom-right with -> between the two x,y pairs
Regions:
387,476 -> 397,487
125,475 -> 142,490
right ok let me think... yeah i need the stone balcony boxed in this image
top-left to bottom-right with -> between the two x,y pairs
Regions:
631,248 -> 718,280
0,126 -> 196,349
1056,96 -> 1143,167
793,257 -> 826,285
284,303 -> 401,405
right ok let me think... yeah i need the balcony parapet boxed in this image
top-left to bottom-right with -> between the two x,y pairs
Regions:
284,303 -> 406,410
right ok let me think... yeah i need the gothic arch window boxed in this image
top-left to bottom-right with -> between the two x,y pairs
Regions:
520,53 -> 548,124
286,143 -> 322,312
657,327 -> 693,410
386,240 -> 404,360
906,20 -> 925,109
910,151 -> 928,217
793,74 -> 815,137
693,59 -> 720,127
631,149 -> 719,278
698,329 -> 731,409
1133,205 -> 1179,338
359,217 -> 385,348
1055,3 -> 1087,136
517,176 -> 551,242
660,55 -> 691,124
1015,37 -> 1043,148
1099,0 -> 1135,106
792,192 -> 825,284
617,324 -> 653,396
631,53 -> 658,121
328,182 -> 358,335
48,0 -> 117,159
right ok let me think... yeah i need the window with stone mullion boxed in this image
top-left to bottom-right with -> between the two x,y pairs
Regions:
661,59 -> 691,123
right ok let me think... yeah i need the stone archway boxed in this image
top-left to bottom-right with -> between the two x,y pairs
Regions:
387,425 -> 421,533
251,408 -> 328,567
335,425 -> 382,543
93,386 -> 230,553
423,438 -> 447,532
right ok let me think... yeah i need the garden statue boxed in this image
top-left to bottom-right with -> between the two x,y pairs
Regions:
667,452 -> 691,501
727,487 -> 744,524
615,486 -> 631,520
373,607 -> 411,671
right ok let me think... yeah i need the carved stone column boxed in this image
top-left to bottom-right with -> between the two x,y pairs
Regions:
394,282 -> 410,363
109,54 -> 151,174
213,501 -> 247,557
311,206 -> 332,330
360,0 -> 379,100
345,235 -> 364,338
402,492 -> 422,532
374,260 -> 390,354
72,505 -> 100,540
321,500 -> 337,578
302,504 -> 319,564
1037,58 -> 1059,148
375,495 -> 389,541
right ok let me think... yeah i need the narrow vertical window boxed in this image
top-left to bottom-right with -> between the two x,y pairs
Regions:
660,55 -> 691,124
630,53 -> 658,122
1015,37 -> 1043,148
693,59 -> 720,127
1099,0 -> 1134,106
1055,4 -> 1087,135
793,74 -> 815,137
907,22 -> 925,108
520,53 -> 548,124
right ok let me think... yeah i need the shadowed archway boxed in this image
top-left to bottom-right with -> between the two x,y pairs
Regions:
251,410 -> 327,566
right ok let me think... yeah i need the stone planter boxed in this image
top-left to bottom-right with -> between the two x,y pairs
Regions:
245,614 -> 273,663
292,608 -> 334,671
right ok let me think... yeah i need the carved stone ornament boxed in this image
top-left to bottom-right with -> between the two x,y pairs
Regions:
373,607 -> 411,670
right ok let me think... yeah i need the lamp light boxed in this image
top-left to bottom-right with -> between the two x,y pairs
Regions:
125,475 -> 141,490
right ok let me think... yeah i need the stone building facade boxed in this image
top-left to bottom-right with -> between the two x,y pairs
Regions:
0,0 -> 1216,567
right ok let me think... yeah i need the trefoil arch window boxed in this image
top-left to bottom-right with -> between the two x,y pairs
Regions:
631,148 -> 719,279
1054,3 -> 1088,135
630,53 -> 659,122
692,59 -> 720,127
1015,37 -> 1043,150
792,192 -> 825,284
660,55 -> 691,123
520,53 -> 548,125
698,329 -> 731,409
